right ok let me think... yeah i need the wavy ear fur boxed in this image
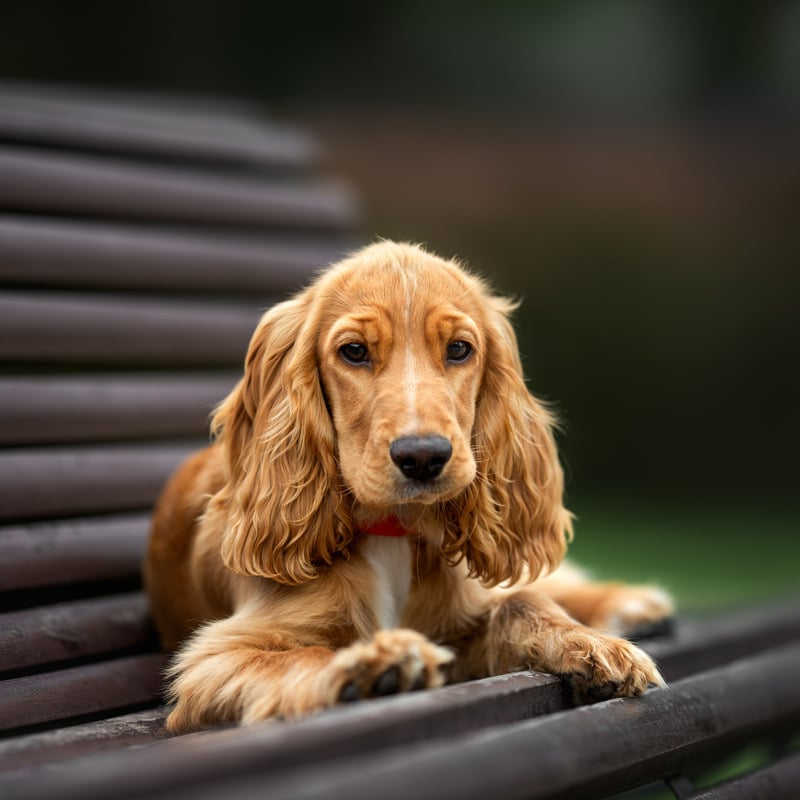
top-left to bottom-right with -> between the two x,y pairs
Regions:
212,290 -> 353,585
444,296 -> 573,587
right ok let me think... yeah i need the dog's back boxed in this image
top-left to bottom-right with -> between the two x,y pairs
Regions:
144,445 -> 227,650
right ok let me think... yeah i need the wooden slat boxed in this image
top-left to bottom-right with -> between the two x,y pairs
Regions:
2,644 -> 798,800
0,600 -> 796,781
643,598 -> 800,681
0,81 -> 318,168
0,292 -> 260,365
0,671 -> 564,790
0,653 -> 166,734
0,216 -> 347,293
239,643 -> 800,800
0,513 -> 150,592
0,375 -> 235,446
0,443 -> 197,521
0,707 -> 172,775
0,147 -> 359,230
0,674 -> 559,777
0,593 -> 154,674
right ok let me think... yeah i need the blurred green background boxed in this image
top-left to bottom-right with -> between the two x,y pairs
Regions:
3,0 -> 798,610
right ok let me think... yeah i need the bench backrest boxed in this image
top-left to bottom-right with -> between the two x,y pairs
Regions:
0,82 -> 360,741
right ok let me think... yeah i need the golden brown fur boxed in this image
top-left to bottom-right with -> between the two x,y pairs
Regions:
145,241 -> 672,732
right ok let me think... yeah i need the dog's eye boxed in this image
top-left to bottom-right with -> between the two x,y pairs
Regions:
446,340 -> 472,363
339,342 -> 369,365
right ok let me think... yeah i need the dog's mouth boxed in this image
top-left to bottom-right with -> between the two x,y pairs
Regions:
356,463 -> 474,509
392,475 -> 462,504
353,484 -> 462,516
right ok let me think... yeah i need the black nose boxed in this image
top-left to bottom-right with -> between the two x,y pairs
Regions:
390,435 -> 453,482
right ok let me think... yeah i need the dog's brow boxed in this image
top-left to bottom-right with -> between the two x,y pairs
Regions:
329,311 -> 383,334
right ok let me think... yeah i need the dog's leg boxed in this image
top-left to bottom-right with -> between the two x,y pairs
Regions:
164,613 -> 453,732
485,588 -> 665,703
537,564 -> 675,638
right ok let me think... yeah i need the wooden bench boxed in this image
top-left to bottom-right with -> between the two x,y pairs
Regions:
1,84 -> 799,800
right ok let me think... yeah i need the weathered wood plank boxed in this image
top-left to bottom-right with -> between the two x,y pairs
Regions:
643,598 -> 800,681
0,707 -> 172,775
0,671 -> 565,788
0,443 -> 196,521
0,147 -> 359,229
0,653 -> 166,734
0,513 -> 150,592
0,593 -> 155,674
0,375 -> 234,445
0,216 -> 350,293
1,643 -> 798,800
0,83 -> 318,168
0,292 -> 260,365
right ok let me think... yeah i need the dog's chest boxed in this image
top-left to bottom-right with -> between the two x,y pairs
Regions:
361,536 -> 412,630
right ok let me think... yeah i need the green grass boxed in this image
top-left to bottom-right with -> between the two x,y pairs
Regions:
564,496 -> 800,611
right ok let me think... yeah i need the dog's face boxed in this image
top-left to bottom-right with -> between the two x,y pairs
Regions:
316,250 -> 486,509
215,241 -> 569,587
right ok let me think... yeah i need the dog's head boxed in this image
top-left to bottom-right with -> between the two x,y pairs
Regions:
213,242 -> 571,586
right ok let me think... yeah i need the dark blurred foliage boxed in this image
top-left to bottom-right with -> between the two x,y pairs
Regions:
3,1 -> 798,117
2,0 -> 798,504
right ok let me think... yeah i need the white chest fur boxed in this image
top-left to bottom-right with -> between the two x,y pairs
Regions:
361,535 -> 412,630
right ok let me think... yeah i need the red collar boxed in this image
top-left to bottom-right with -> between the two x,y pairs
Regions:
362,516 -> 408,537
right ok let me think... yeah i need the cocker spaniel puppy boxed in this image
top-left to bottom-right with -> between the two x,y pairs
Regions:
145,241 -> 672,732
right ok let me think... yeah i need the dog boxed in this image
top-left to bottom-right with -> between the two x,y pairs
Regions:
145,241 -> 672,732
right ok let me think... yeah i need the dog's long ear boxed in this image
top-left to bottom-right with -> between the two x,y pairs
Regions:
211,290 -> 352,585
445,296 -> 572,587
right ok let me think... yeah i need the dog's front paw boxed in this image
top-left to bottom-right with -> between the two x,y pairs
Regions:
324,629 -> 454,705
556,628 -> 665,704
